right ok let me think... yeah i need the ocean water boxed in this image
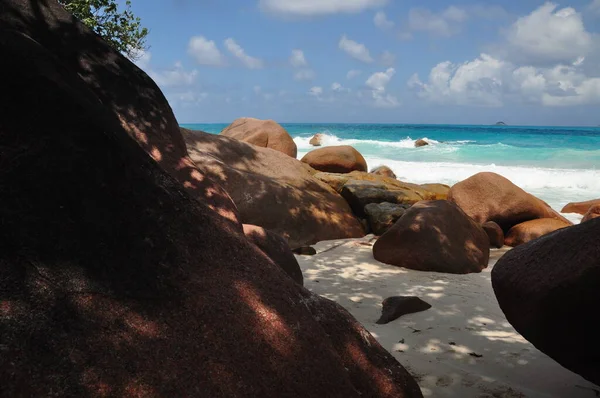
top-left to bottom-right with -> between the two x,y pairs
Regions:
182,123 -> 600,223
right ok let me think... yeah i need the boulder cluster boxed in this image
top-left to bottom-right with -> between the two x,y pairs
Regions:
2,0 -> 599,393
0,1 -> 424,396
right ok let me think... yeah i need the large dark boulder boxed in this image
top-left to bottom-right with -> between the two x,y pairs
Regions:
373,201 -> 490,274
0,0 -> 240,229
492,218 -> 600,386
184,130 -> 365,249
342,181 -> 422,218
364,202 -> 409,236
221,117 -> 297,158
301,146 -> 368,174
448,172 -> 570,232
0,4 -> 423,397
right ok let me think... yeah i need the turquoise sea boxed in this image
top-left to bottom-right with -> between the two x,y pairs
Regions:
182,123 -> 600,222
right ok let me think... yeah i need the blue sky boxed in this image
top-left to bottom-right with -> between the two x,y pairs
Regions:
126,0 -> 600,125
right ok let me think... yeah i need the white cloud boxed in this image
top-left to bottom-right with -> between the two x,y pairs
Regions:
309,86 -> 323,96
290,49 -> 308,67
374,11 -> 394,30
150,62 -> 198,88
366,68 -> 395,91
591,0 -> 600,13
409,53 -> 600,107
409,54 -> 506,107
259,0 -> 388,16
406,6 -> 468,37
290,49 -> 315,80
347,69 -> 362,79
339,35 -> 374,63
381,51 -> 395,66
504,2 -> 593,65
133,49 -> 152,70
188,36 -> 226,66
224,38 -> 264,69
294,69 -> 316,80
133,51 -> 198,88
365,68 -> 400,108
254,85 -> 262,94
169,91 -> 208,105
331,82 -> 350,93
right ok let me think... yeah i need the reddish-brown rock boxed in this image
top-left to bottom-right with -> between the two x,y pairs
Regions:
560,199 -> 600,215
184,130 -> 365,248
482,221 -> 505,249
492,218 -> 600,386
448,172 -> 570,232
221,117 -> 297,158
0,0 -> 240,229
504,218 -> 571,247
243,225 -> 303,285
371,165 -> 397,179
309,133 -> 324,146
0,7 -> 422,397
582,204 -> 600,223
373,201 -> 490,274
561,199 -> 600,215
301,146 -> 368,174
415,139 -> 429,147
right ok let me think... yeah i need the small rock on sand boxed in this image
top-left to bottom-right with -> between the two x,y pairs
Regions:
376,296 -> 432,325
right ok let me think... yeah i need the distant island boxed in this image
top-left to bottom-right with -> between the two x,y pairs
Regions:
495,121 -> 507,126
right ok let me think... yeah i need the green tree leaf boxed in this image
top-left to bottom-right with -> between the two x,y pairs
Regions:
58,0 -> 148,60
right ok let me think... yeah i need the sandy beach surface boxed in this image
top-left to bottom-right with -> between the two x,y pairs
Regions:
296,236 -> 599,398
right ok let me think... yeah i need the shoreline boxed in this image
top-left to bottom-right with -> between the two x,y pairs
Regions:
296,236 -> 598,397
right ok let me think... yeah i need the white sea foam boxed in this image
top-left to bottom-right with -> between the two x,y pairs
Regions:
293,133 -> 439,151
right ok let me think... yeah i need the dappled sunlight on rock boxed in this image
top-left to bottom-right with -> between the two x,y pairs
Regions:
235,281 -> 296,357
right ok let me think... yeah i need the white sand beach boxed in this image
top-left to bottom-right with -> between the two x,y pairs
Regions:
296,236 -> 599,398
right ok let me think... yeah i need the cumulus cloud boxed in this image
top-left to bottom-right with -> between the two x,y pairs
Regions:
151,62 -> 199,87
374,11 -> 394,30
290,49 -> 315,80
259,0 -> 388,16
339,35 -> 374,63
409,54 -> 506,106
133,51 -> 198,89
406,6 -> 468,37
503,2 -> 593,65
408,3 -> 600,107
188,36 -> 226,66
347,69 -> 362,79
309,86 -> 323,96
366,68 -> 400,108
290,49 -> 308,67
224,38 -> 264,69
409,53 -> 600,107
